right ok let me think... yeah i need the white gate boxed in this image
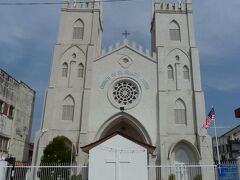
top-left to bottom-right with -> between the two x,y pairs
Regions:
175,163 -> 189,180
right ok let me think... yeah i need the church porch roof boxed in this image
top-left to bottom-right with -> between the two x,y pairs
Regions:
81,131 -> 156,154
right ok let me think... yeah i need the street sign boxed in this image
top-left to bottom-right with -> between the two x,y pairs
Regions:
217,164 -> 239,180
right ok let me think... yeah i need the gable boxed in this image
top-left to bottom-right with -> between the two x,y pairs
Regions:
98,135 -> 146,152
95,44 -> 157,64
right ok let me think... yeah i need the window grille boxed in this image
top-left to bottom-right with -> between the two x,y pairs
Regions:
169,29 -> 181,41
174,99 -> 187,125
62,63 -> 68,77
169,20 -> 181,41
73,19 -> 84,40
73,27 -> 84,39
175,109 -> 186,124
62,105 -> 74,120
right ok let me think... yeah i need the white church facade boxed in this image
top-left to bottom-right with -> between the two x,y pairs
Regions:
35,0 -> 214,178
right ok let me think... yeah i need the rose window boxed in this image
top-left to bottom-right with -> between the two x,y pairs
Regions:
112,80 -> 139,106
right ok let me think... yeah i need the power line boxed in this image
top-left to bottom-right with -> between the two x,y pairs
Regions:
0,0 -> 132,6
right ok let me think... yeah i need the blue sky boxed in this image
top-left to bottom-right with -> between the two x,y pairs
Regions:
0,0 -> 239,141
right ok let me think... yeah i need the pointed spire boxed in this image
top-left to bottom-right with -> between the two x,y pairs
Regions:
122,30 -> 130,44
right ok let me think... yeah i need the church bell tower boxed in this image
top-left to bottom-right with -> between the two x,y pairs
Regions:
151,0 -> 214,173
35,0 -> 103,164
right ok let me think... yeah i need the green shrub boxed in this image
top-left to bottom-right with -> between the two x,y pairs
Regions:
193,175 -> 202,180
168,174 -> 176,180
71,175 -> 82,180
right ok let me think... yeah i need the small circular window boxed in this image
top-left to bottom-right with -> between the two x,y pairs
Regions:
108,78 -> 141,109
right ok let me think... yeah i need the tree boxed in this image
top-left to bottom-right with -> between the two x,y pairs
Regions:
38,136 -> 75,180
40,136 -> 74,164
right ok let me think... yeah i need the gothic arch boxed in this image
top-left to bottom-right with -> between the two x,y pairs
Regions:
73,19 -> 84,40
165,48 -> 189,61
183,65 -> 190,80
78,63 -> 84,77
60,45 -> 86,60
62,95 -> 75,121
175,98 -> 186,109
169,20 -> 180,29
63,95 -> 75,105
167,64 -> 174,79
62,62 -> 68,77
174,98 -> 187,124
169,20 -> 181,41
95,112 -> 152,145
73,18 -> 84,27
168,139 -> 201,161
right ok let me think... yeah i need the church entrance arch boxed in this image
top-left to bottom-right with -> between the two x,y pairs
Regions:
96,113 -> 152,145
172,141 -> 200,180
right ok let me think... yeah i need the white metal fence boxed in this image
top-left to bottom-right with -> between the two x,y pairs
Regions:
2,165 -> 88,180
1,163 -> 240,180
148,164 -> 216,180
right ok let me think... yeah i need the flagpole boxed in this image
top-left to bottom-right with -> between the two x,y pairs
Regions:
213,111 -> 221,165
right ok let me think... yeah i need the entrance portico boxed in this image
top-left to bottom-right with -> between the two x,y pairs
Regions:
81,132 -> 156,180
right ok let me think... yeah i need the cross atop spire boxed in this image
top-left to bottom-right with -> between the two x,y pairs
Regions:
122,30 -> 130,40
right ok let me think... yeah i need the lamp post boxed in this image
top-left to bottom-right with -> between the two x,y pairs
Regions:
31,128 -> 48,179
32,128 -> 48,165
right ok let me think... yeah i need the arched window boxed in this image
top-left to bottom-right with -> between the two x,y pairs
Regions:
62,63 -> 68,77
174,141 -> 198,164
62,95 -> 75,121
183,65 -> 190,80
78,63 -> 84,78
169,20 -> 181,41
174,99 -> 186,124
167,65 -> 174,80
174,143 -> 199,178
73,19 -> 84,40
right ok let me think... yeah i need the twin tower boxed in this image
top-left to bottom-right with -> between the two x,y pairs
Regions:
35,0 -> 214,174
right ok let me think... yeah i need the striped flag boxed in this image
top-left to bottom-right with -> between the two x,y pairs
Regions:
203,107 -> 215,129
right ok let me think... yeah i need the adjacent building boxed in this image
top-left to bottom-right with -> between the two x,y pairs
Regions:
0,68 -> 35,162
213,125 -> 240,162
